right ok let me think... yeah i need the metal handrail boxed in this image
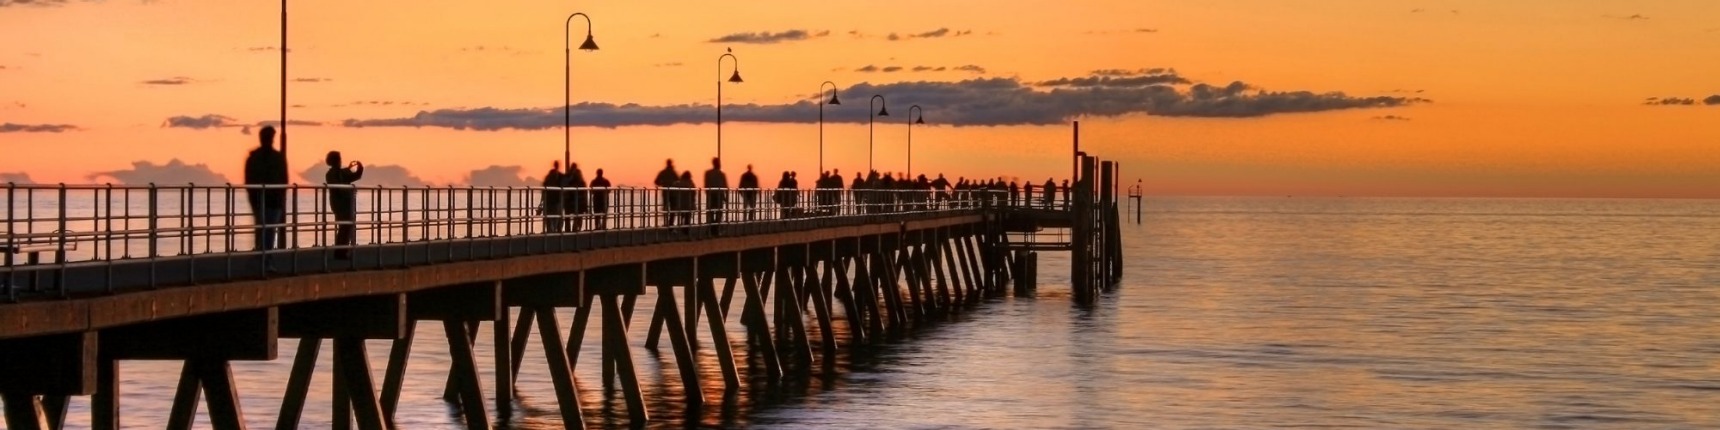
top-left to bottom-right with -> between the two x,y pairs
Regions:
2,181 -> 1069,298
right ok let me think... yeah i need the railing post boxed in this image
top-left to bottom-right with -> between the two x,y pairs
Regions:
53,184 -> 68,296
4,183 -> 13,301
104,184 -> 116,293
147,183 -> 159,288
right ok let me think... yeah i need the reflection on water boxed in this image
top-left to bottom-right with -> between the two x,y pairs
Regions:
34,197 -> 1720,429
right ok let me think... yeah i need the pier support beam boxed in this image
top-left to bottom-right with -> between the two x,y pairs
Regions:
585,264 -> 648,424
697,253 -> 742,392
0,332 -> 96,396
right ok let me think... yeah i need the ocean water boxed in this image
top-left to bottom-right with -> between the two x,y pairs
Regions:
20,197 -> 1720,429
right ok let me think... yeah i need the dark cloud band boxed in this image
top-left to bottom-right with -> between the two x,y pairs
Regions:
708,29 -> 829,44
338,69 -> 1423,130
0,123 -> 80,133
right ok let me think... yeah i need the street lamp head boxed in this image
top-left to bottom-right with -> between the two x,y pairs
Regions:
828,93 -> 841,105
877,105 -> 889,116
914,115 -> 925,124
578,33 -> 599,51
728,70 -> 744,83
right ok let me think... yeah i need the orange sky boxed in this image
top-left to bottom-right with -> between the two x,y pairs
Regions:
1,0 -> 1717,197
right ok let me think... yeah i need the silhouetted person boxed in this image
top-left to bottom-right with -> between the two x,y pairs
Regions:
774,171 -> 798,219
244,126 -> 289,254
1062,179 -> 1072,208
1042,178 -> 1056,208
931,174 -> 950,208
1009,180 -> 1021,207
1025,181 -> 1035,209
655,159 -> 679,227
915,174 -> 931,211
851,172 -> 865,213
704,157 -> 728,225
540,161 -> 564,233
323,151 -> 363,260
820,169 -> 843,212
590,168 -> 611,230
887,171 -> 901,211
675,171 -> 696,228
739,164 -> 760,220
564,162 -> 588,232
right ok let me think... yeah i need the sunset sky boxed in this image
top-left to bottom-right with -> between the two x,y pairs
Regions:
1,0 -> 1717,197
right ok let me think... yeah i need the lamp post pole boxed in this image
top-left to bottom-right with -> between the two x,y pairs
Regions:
906,104 -> 922,178
564,12 -> 598,169
717,51 -> 742,161
868,95 -> 888,173
280,0 -> 287,171
818,81 -> 840,174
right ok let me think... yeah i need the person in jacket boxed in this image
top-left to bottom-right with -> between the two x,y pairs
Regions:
323,151 -> 363,259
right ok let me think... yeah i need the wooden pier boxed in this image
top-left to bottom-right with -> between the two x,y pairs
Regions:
0,163 -> 1123,429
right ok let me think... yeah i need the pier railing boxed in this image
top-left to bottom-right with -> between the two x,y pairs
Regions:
2,183 -> 1033,299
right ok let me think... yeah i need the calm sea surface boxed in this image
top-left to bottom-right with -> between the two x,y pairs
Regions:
31,197 -> 1720,429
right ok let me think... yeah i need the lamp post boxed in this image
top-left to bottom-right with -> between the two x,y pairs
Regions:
868,95 -> 889,172
280,0 -> 287,171
564,12 -> 599,169
906,104 -> 923,178
716,50 -> 743,161
818,81 -> 841,174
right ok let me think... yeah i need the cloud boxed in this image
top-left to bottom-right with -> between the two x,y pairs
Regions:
241,120 -> 323,135
1604,13 -> 1649,20
163,115 -> 324,134
0,0 -> 90,6
0,172 -> 32,184
334,100 -> 427,107
913,28 -> 951,38
954,65 -> 986,74
293,77 -> 332,83
465,165 -> 539,187
1372,115 -> 1411,121
653,62 -> 684,68
0,123 -> 80,133
1646,97 -> 1695,105
1135,28 -> 1158,33
886,28 -> 974,41
858,64 -> 987,74
245,46 -> 290,53
459,45 -> 540,56
1033,69 -> 1191,87
162,114 -> 240,129
708,29 -> 828,44
299,164 -> 430,187
338,70 -> 1424,130
90,159 -> 231,185
1646,96 -> 1720,106
141,76 -> 197,85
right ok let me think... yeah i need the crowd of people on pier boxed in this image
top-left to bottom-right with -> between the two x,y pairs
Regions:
237,126 -> 1074,258
527,156 -> 1074,233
